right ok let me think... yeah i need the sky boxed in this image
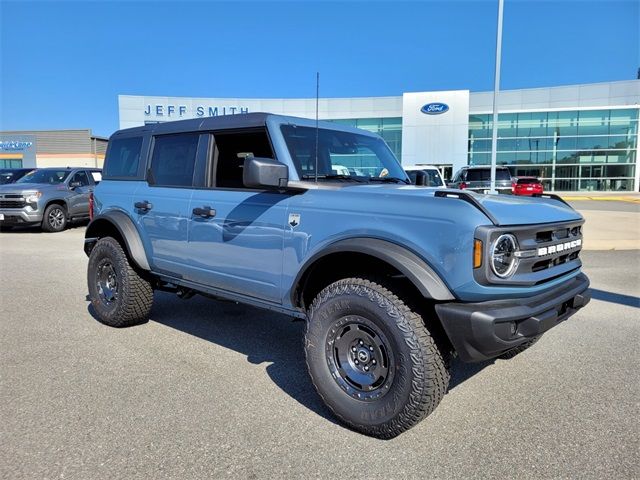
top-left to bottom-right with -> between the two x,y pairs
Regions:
1,0 -> 638,137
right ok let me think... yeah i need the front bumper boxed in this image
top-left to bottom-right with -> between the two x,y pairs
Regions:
435,273 -> 590,362
0,208 -> 43,225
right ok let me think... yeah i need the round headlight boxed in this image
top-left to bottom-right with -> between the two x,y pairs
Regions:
491,234 -> 518,278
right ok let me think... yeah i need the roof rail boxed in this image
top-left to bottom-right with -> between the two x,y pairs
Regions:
434,190 -> 499,225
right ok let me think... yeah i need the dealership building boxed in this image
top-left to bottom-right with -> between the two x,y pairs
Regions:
0,130 -> 108,169
119,79 -> 639,192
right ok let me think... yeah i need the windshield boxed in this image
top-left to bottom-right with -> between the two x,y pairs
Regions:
16,169 -> 70,185
406,169 -> 445,187
0,172 -> 20,184
281,125 -> 408,183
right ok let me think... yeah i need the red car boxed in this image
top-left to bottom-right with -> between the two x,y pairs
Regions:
512,176 -> 544,196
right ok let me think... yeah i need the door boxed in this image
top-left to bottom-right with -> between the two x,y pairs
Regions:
66,170 -> 93,217
133,132 -> 202,277
186,130 -> 289,303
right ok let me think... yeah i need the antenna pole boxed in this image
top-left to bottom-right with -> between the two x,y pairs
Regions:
315,72 -> 319,184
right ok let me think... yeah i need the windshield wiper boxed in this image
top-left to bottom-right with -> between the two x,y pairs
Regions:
369,177 -> 411,185
302,174 -> 369,183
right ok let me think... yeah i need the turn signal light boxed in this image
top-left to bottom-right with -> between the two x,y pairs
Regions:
473,239 -> 483,268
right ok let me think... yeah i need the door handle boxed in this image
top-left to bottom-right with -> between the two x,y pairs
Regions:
134,200 -> 153,212
192,206 -> 216,218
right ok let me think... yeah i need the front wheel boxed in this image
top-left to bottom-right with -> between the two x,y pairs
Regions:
87,237 -> 153,327
41,204 -> 67,232
305,277 -> 450,439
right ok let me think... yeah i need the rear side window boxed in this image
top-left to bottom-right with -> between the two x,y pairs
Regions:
90,171 -> 102,184
150,133 -> 199,187
466,169 -> 511,182
104,137 -> 143,178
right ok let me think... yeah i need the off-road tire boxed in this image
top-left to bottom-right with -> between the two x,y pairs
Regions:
87,237 -> 153,327
305,277 -> 450,439
41,204 -> 67,232
498,335 -> 541,359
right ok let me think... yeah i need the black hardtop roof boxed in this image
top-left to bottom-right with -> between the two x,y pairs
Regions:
113,112 -> 273,138
110,112 -> 378,140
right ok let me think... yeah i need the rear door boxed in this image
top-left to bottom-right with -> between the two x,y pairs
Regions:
186,129 -> 290,302
133,132 -> 205,277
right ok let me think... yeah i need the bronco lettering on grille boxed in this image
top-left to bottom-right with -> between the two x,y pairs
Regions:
537,239 -> 582,256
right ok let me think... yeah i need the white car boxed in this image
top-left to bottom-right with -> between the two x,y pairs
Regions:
404,165 -> 446,188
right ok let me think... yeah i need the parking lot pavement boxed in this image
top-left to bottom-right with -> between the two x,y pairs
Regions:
1,227 -> 639,480
571,202 -> 640,251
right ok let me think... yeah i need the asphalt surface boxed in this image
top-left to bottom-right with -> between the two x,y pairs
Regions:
566,199 -> 640,213
1,225 -> 639,479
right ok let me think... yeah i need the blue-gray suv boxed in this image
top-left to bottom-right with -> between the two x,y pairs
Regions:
84,113 -> 590,438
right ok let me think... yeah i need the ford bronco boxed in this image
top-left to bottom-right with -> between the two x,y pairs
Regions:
84,113 -> 590,438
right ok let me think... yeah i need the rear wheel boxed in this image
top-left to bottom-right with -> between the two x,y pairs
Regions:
87,237 -> 153,327
305,277 -> 450,439
41,204 -> 67,232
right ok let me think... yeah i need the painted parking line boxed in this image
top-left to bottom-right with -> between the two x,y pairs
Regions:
561,196 -> 640,203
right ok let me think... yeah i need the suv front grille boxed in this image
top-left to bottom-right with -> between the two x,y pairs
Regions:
475,219 -> 584,286
0,199 -> 26,208
535,225 -> 581,243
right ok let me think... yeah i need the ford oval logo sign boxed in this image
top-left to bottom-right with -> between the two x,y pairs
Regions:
421,103 -> 449,115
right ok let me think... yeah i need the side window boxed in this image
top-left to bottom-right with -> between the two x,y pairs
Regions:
150,133 -> 199,187
407,171 -> 418,184
70,171 -> 90,187
213,129 -> 274,189
103,137 -> 143,178
89,171 -> 102,184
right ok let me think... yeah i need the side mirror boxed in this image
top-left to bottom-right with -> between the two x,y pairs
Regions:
243,157 -> 289,190
69,181 -> 82,189
414,171 -> 427,186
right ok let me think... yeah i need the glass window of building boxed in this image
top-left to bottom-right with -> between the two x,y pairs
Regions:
468,107 -> 638,192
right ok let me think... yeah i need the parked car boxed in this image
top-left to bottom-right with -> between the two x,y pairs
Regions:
448,165 -> 513,194
0,167 -> 101,232
84,113 -> 589,438
0,168 -> 32,185
404,165 -> 446,187
512,176 -> 544,196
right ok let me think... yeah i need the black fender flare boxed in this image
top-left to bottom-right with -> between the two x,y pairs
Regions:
84,211 -> 150,271
292,238 -> 455,305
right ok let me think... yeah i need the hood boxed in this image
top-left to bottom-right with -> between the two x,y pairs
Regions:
469,191 -> 582,225
0,183 -> 58,194
338,184 -> 582,226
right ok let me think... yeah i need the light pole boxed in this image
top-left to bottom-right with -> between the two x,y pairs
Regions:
489,0 -> 504,194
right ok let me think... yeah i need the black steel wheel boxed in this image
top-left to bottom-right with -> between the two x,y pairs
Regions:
326,316 -> 395,402
42,204 -> 67,232
87,237 -> 153,327
95,260 -> 119,308
305,277 -> 450,439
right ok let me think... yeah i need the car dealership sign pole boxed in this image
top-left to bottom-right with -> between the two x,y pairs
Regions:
489,0 -> 504,195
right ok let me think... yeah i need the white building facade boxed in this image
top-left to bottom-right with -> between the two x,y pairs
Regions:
119,80 -> 640,192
